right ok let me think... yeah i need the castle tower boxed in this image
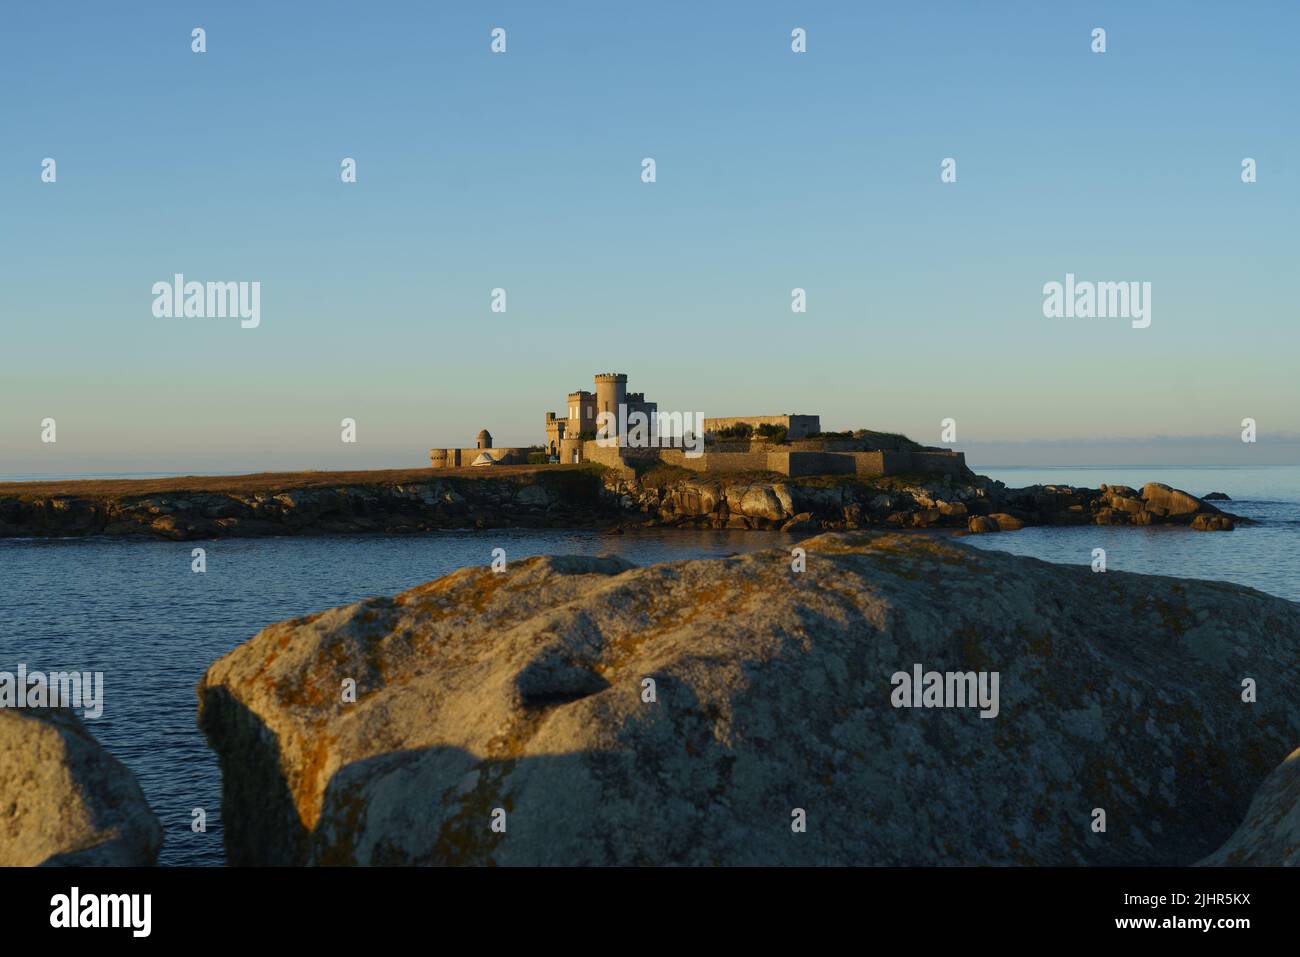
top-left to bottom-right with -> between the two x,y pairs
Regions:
594,373 -> 627,436
476,429 -> 492,449
567,390 -> 596,433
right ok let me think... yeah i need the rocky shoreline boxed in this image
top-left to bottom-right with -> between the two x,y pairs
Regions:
0,467 -> 1242,540
609,472 -> 1240,534
0,469 -> 613,540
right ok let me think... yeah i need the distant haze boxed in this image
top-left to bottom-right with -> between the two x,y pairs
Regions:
964,434 -> 1300,470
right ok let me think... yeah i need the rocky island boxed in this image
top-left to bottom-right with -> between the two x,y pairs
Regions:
0,380 -> 1244,540
0,465 -> 1241,540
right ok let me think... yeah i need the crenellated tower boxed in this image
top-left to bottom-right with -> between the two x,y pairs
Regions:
594,373 -> 628,435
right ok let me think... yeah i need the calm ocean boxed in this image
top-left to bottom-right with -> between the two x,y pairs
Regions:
2,465 -> 1296,866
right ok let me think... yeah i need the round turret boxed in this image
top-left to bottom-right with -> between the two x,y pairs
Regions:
594,373 -> 627,435
476,429 -> 492,449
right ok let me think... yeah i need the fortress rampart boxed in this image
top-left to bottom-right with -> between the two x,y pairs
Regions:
703,415 -> 821,439
431,371 -> 967,479
429,447 -> 528,468
582,441 -> 966,478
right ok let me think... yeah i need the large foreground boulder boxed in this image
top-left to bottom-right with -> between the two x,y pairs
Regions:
1198,747 -> 1299,866
198,532 -> 1299,866
0,708 -> 163,865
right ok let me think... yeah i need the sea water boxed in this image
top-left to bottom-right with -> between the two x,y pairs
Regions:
1,466 -> 1296,865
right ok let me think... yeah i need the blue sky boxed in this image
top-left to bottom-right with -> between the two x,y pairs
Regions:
1,1 -> 1296,472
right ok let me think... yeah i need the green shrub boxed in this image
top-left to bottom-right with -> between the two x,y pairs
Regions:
714,423 -> 753,440
809,430 -> 854,440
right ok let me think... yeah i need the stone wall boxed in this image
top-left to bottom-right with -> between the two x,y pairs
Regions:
580,440 -> 965,479
769,452 -> 853,476
586,445 -> 962,478
908,450 -> 966,476
579,442 -> 637,473
850,451 -> 911,476
429,447 -> 528,468
703,414 -> 821,439
786,438 -> 872,452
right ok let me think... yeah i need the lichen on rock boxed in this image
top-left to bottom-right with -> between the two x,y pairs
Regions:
198,532 -> 1298,866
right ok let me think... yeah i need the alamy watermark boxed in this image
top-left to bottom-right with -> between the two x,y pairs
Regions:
1042,273 -> 1150,329
50,887 -> 150,937
596,404 -> 705,458
890,663 -> 999,719
152,274 -> 261,328
0,665 -> 103,719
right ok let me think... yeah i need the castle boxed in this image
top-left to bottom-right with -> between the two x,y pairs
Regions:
545,373 -> 659,465
430,372 -> 966,478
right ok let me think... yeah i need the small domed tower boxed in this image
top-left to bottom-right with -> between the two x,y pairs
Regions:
476,429 -> 492,449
